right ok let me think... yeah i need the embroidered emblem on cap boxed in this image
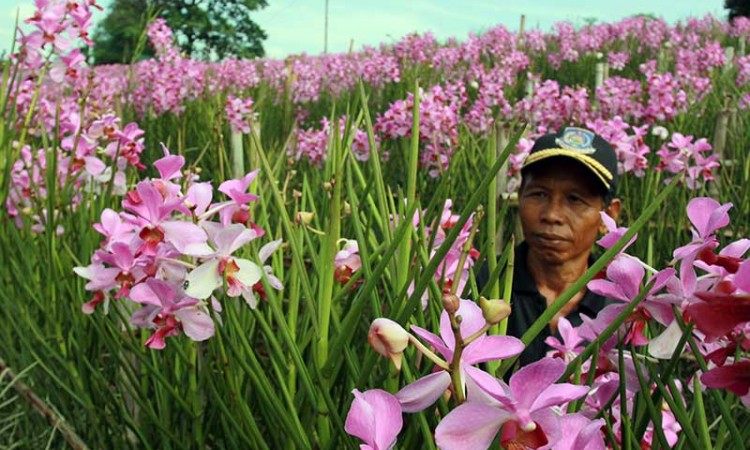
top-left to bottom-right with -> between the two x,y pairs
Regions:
555,127 -> 596,154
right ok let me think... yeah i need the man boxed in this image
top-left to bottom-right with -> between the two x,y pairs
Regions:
477,127 -> 622,367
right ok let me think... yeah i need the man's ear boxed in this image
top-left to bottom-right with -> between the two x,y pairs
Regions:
599,198 -> 622,233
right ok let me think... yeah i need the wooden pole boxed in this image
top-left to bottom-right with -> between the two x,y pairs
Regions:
231,131 -> 244,179
324,0 -> 329,54
723,46 -> 735,74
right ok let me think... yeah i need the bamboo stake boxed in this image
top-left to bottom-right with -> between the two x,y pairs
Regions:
595,62 -> 605,91
723,46 -> 735,74
231,131 -> 244,179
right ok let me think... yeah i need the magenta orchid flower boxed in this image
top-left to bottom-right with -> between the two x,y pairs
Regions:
344,389 -> 403,450
597,211 -> 636,251
123,181 -> 212,256
545,317 -> 585,362
701,359 -> 750,397
686,258 -> 750,340
129,279 -> 214,349
586,254 -> 676,345
554,413 -> 606,450
334,239 -> 361,284
395,300 -> 524,413
672,197 -> 732,294
434,358 -> 590,450
184,223 -> 263,306
216,170 -> 261,226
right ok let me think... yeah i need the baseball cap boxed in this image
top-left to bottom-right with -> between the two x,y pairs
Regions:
521,127 -> 618,197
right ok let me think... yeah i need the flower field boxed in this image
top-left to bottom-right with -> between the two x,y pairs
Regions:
2,1 -> 750,448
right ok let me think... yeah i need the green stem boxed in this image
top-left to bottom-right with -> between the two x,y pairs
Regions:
407,334 -> 449,370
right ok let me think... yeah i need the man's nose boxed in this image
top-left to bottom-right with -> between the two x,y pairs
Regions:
540,197 -> 565,223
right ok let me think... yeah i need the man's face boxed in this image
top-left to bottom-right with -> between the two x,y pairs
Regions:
519,159 -> 606,265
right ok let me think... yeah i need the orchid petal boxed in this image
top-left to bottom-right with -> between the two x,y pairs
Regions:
234,258 -> 263,287
462,335 -> 525,364
345,389 -> 403,450
212,224 -> 259,255
162,221 -> 213,256
701,361 -> 750,396
734,259 -> 750,293
464,365 -> 507,402
154,153 -> 185,180
510,358 -> 566,410
409,325 -> 451,359
440,300 -> 485,350
531,383 -> 589,412
175,309 -> 214,341
186,182 -> 213,216
259,239 -> 283,264
130,279 -> 174,308
587,279 -> 626,302
435,402 -> 510,450
648,320 -> 685,359
84,156 -> 106,176
185,259 -> 222,299
395,371 -> 451,413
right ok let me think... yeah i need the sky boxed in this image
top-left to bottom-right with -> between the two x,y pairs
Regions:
0,0 -> 727,59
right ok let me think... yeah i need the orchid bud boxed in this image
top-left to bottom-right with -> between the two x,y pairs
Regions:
323,181 -> 333,192
442,293 -> 460,314
479,296 -> 511,325
368,318 -> 409,370
295,211 -> 314,225
343,201 -> 352,216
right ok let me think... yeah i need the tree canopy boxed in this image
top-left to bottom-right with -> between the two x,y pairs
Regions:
726,0 -> 750,20
92,0 -> 268,65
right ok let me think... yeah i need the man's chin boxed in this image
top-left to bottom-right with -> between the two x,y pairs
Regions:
528,244 -> 572,264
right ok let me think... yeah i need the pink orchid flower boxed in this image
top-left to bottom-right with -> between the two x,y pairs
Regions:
216,170 -> 261,226
395,299 -> 524,413
686,258 -> 750,340
184,223 -> 263,306
334,239 -> 362,285
129,279 -> 214,349
597,211 -> 636,251
554,413 -> 607,450
434,358 -> 590,450
344,389 -> 403,450
701,359 -> 750,397
672,197 -> 732,294
123,181 -> 212,256
545,317 -> 585,362
586,254 -> 676,345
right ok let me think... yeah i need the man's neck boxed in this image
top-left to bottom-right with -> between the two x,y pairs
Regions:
526,251 -> 589,306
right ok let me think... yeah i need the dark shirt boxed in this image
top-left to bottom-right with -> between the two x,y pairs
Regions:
476,241 -> 611,367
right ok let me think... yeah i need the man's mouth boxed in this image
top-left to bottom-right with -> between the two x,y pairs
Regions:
535,233 -> 567,244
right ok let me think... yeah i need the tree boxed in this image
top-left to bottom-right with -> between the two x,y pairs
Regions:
726,0 -> 750,20
92,0 -> 268,65
92,0 -> 156,64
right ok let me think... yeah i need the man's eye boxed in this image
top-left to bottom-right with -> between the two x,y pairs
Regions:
568,195 -> 585,204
